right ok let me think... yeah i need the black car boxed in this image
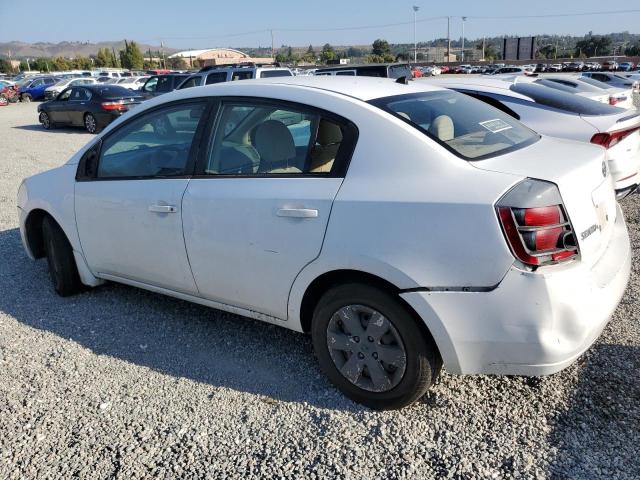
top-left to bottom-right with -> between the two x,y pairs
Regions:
37,85 -> 144,133
140,73 -> 190,98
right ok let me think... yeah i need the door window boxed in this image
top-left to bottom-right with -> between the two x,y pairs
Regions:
206,72 -> 228,84
231,71 -> 253,81
70,88 -> 91,101
179,76 -> 201,89
143,77 -> 158,92
97,102 -> 206,179
206,102 -> 347,175
57,89 -> 72,101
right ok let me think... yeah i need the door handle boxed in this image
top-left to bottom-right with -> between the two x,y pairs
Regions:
277,208 -> 318,218
149,204 -> 177,213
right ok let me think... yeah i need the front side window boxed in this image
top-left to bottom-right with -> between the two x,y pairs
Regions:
259,70 -> 292,78
156,76 -> 173,92
179,76 -> 202,89
206,72 -> 227,84
143,77 -> 158,92
370,90 -> 538,160
57,88 -> 72,101
97,102 -> 206,179
206,102 -> 347,175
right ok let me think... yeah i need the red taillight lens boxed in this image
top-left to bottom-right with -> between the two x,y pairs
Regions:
497,180 -> 579,268
608,97 -> 619,105
591,126 -> 640,149
101,101 -> 127,111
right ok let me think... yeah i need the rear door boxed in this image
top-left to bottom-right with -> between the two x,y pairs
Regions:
181,98 -> 357,319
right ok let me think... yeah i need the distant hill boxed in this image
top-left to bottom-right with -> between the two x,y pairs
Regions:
0,41 -> 179,59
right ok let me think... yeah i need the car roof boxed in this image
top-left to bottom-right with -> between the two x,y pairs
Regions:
184,76 -> 446,101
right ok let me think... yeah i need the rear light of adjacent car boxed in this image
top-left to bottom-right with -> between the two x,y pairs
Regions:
496,179 -> 579,268
608,96 -> 627,106
101,101 -> 127,111
590,126 -> 640,149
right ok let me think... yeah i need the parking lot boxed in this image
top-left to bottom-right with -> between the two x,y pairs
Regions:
0,101 -> 638,478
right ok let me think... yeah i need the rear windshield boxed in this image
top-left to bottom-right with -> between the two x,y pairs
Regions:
95,86 -> 143,98
577,76 -> 616,90
259,70 -> 292,78
510,83 -> 622,115
370,90 -> 538,160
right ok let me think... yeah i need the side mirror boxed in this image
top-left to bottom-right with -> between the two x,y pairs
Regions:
76,141 -> 101,181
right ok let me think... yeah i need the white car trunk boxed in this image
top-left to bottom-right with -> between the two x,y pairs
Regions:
474,136 -> 618,267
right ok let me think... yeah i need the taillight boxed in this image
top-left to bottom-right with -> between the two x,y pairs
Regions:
591,126 -> 640,149
496,179 -> 579,268
101,101 -> 127,111
608,97 -> 620,105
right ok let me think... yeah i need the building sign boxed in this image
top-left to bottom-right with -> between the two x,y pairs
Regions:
503,37 -> 537,61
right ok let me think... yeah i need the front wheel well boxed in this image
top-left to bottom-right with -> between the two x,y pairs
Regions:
24,209 -> 53,258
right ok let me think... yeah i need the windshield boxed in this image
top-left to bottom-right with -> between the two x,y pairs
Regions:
510,83 -> 623,115
369,90 -> 539,160
52,79 -> 71,87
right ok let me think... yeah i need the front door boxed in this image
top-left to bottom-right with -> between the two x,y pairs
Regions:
75,100 -> 208,294
182,99 -> 356,319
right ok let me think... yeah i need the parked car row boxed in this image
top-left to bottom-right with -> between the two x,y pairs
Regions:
18,75 -> 633,409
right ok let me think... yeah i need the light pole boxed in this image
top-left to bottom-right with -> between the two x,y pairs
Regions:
413,6 -> 419,63
461,16 -> 467,63
446,16 -> 451,63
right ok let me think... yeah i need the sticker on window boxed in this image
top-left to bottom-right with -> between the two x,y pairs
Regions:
479,119 -> 512,133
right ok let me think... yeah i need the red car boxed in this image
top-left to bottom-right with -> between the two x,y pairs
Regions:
0,85 -> 19,106
411,67 -> 423,78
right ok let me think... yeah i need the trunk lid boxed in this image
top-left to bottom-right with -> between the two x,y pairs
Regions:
474,136 -> 618,266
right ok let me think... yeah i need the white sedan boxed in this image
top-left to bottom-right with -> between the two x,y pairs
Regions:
425,76 -> 640,197
116,76 -> 149,90
17,77 -> 631,409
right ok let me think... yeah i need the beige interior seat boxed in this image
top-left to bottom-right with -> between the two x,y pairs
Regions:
310,120 -> 343,173
429,115 -> 454,142
254,120 -> 300,173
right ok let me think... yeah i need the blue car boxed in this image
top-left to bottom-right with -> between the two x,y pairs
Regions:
18,76 -> 60,102
618,62 -> 636,72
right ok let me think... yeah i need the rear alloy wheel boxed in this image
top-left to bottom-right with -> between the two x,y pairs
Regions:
21,93 -> 31,103
42,216 -> 82,297
39,111 -> 51,129
84,113 -> 98,134
0,95 -> 7,107
312,283 -> 441,410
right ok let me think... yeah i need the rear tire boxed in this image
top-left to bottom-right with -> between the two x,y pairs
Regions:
42,216 -> 82,297
0,95 -> 7,106
311,283 -> 441,410
84,113 -> 98,134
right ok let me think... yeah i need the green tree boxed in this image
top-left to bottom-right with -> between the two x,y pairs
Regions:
71,56 -> 93,70
575,35 -> 611,57
166,56 -> 187,70
320,43 -> 337,63
52,56 -> 71,71
119,40 -> 145,70
625,43 -> 640,56
372,39 -> 391,57
0,58 -> 14,73
95,48 -> 113,67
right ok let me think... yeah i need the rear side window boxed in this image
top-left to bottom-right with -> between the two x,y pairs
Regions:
370,90 -> 538,160
232,71 -> 253,81
205,101 -> 355,176
259,70 -> 292,78
510,83 -> 622,115
97,102 -> 206,178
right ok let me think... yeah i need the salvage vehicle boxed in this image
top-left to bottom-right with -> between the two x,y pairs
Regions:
38,85 -> 144,133
426,76 -> 640,198
18,77 -> 631,409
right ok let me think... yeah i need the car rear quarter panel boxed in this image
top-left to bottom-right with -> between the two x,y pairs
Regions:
288,104 -> 522,329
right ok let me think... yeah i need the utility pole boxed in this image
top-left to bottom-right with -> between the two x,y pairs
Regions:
482,37 -> 486,61
270,30 -> 275,60
413,5 -> 419,63
461,16 -> 467,63
446,16 -> 451,63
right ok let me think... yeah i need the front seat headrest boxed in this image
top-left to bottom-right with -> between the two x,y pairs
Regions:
254,120 -> 296,164
429,115 -> 454,142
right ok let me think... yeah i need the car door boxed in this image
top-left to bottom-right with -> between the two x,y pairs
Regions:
66,87 -> 91,125
46,88 -> 73,123
75,100 -> 209,294
181,98 -> 357,319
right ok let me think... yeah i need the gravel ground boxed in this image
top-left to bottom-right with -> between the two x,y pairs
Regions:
0,101 -> 638,479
